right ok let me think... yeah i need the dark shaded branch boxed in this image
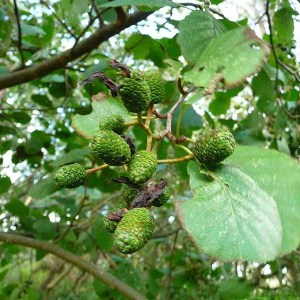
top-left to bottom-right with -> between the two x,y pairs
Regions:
13,0 -> 25,67
265,0 -> 279,85
0,232 -> 148,300
0,11 -> 152,90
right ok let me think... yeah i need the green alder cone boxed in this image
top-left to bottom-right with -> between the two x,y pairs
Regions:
90,130 -> 131,166
54,163 -> 87,188
114,208 -> 155,254
123,185 -> 140,207
98,114 -> 125,134
193,129 -> 235,166
152,186 -> 171,207
103,202 -> 126,233
128,150 -> 157,184
119,71 -> 151,113
103,216 -> 118,233
144,70 -> 165,104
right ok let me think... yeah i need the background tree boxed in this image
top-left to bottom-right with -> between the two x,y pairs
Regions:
0,0 -> 300,299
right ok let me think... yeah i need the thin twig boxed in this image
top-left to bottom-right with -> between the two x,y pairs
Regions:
179,2 -> 229,20
145,103 -> 154,151
158,153 -> 194,164
277,59 -> 300,83
265,0 -> 279,85
91,0 -> 105,26
265,0 -> 299,119
40,0 -> 76,38
137,113 -> 153,137
13,0 -> 25,67
86,164 -> 109,174
159,87 -> 197,142
54,190 -> 88,243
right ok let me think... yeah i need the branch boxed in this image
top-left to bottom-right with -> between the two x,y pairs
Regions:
158,153 -> 194,164
0,11 -> 152,90
158,86 -> 197,142
86,164 -> 109,174
13,0 -> 25,67
0,232 -> 147,300
265,0 -> 279,85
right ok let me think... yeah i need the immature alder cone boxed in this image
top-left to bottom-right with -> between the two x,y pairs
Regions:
54,163 -> 86,188
119,71 -> 151,113
152,186 -> 171,207
128,150 -> 157,184
103,203 -> 126,233
193,129 -> 235,165
103,215 -> 119,233
98,114 -> 125,134
91,130 -> 131,166
144,70 -> 165,104
123,185 -> 140,207
114,208 -> 155,254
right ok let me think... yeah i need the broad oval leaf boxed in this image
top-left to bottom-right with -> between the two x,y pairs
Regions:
50,148 -> 91,169
72,93 -> 129,139
177,10 -> 227,63
28,175 -> 60,200
0,176 -> 11,195
99,0 -> 177,8
175,161 -> 282,262
184,28 -> 269,91
227,146 -> 300,256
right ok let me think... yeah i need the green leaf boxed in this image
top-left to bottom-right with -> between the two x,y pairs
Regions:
28,175 -> 60,199
227,146 -> 300,256
176,160 -> 282,262
22,24 -> 45,37
90,217 -> 114,251
24,130 -> 49,154
50,148 -> 91,169
238,109 -> 265,140
31,94 -> 53,107
171,105 -> 203,137
177,11 -> 226,63
10,112 -> 31,124
125,34 -> 165,66
252,70 -> 276,114
184,28 -> 269,90
72,93 -> 129,139
263,63 -> 286,83
33,218 -> 58,240
273,7 -> 295,45
0,176 -> 11,194
99,0 -> 177,8
5,199 -> 29,217
41,74 -> 65,83
218,279 -> 252,300
209,94 -> 231,116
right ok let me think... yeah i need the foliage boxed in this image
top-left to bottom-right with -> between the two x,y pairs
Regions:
0,0 -> 300,299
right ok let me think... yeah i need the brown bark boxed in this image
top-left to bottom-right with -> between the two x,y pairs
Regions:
0,232 -> 148,300
0,11 -> 151,90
